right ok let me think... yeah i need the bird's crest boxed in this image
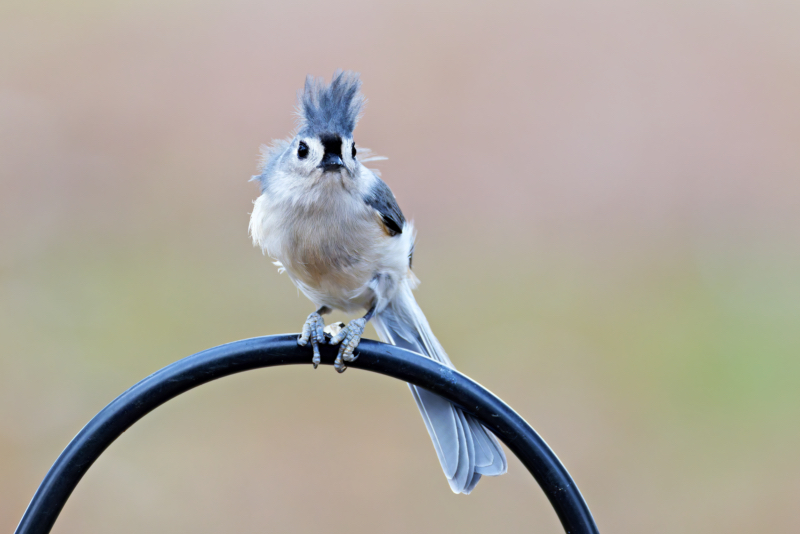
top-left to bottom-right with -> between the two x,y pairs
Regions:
297,70 -> 365,137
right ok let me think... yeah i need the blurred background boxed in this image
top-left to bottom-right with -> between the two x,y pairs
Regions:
2,0 -> 799,532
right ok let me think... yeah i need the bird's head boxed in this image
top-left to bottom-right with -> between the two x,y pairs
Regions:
286,70 -> 364,180
253,71 -> 368,193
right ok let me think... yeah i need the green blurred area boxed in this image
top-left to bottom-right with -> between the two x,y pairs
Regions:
2,1 -> 800,533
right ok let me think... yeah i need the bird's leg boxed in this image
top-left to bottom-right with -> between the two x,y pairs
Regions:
329,304 -> 376,373
298,306 -> 331,369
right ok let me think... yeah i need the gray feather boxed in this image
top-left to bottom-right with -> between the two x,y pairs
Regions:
409,385 -> 460,479
469,415 -> 495,468
298,70 -> 365,138
453,409 -> 475,492
363,176 -> 405,236
372,281 -> 507,494
251,139 -> 291,193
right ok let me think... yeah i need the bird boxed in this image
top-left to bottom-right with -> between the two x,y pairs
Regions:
248,70 -> 507,494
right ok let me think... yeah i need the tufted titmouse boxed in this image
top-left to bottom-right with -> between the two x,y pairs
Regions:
249,71 -> 507,493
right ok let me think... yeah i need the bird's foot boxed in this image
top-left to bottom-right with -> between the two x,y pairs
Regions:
298,311 -> 326,368
329,318 -> 367,373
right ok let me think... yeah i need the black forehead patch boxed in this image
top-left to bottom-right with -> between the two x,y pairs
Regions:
320,134 -> 342,157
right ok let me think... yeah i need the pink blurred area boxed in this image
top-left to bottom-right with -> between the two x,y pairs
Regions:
2,1 -> 799,533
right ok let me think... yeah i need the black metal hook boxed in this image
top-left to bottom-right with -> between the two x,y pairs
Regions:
15,335 -> 599,534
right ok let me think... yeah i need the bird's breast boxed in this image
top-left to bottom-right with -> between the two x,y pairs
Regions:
262,191 -> 385,295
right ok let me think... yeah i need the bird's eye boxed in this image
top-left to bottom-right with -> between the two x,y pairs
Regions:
351,142 -> 357,158
297,141 -> 309,159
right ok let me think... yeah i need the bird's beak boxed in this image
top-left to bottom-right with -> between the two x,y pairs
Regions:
319,153 -> 344,172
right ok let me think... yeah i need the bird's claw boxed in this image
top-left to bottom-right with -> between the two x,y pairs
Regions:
298,312 -> 326,368
329,318 -> 366,373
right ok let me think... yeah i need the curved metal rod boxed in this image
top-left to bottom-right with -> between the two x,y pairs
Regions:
15,335 -> 599,534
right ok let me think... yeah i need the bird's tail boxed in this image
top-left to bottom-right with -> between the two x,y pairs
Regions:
372,278 -> 507,494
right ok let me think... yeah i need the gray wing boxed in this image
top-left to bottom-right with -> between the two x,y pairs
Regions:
363,177 -> 405,236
